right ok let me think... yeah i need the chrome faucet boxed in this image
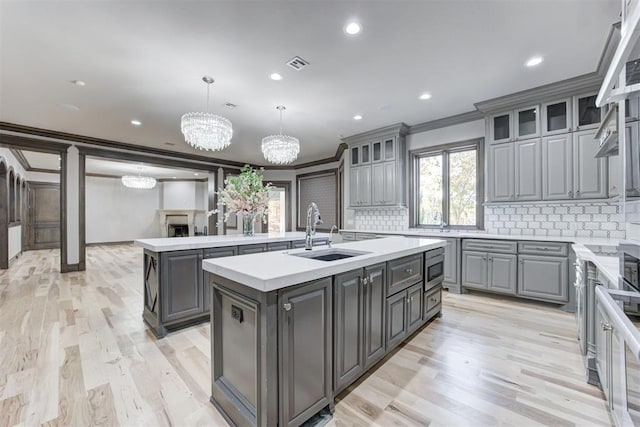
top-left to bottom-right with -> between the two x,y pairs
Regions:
305,202 -> 323,250
440,221 -> 449,233
328,225 -> 338,248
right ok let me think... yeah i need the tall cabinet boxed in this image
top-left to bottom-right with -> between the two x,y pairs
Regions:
344,124 -> 409,208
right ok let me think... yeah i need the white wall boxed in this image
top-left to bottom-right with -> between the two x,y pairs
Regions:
25,171 -> 59,183
406,120 -> 485,150
162,181 -> 197,209
8,225 -> 21,260
86,176 -> 161,243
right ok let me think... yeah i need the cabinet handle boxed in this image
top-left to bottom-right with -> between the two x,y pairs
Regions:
283,303 -> 292,311
199,254 -> 203,260
520,260 -> 524,264
600,321 -> 611,331
576,190 -> 580,197
488,257 -> 493,261
568,190 -> 573,198
405,268 -> 413,275
362,277 -> 368,285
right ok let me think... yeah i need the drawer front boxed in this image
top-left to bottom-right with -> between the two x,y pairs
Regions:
518,241 -> 568,256
238,244 -> 267,255
387,254 -> 423,296
267,241 -> 291,252
340,232 -> 356,241
425,287 -> 442,312
356,233 -> 377,241
204,246 -> 237,259
462,239 -> 517,254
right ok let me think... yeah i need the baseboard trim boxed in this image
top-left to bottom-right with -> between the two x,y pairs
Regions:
61,263 -> 81,273
8,252 -> 22,266
86,241 -> 134,246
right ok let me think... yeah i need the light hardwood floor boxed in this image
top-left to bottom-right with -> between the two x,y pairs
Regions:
0,245 -> 612,426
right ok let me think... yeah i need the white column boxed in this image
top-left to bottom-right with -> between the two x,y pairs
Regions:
66,146 -> 80,265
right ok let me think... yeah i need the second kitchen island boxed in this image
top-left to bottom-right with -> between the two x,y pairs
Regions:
203,236 -> 446,427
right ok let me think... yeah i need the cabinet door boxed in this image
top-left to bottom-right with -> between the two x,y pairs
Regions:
573,93 -> 603,131
515,138 -> 541,201
542,135 -> 573,200
462,251 -> 487,290
350,167 -> 360,206
383,161 -> 395,205
595,299 -> 611,401
488,143 -> 514,202
358,165 -> 371,206
360,143 -> 371,164
372,141 -> 383,163
161,249 -> 204,323
383,137 -> 395,161
518,255 -> 568,302
385,291 -> 407,350
515,105 -> 540,140
238,244 -> 267,255
334,270 -> 364,392
542,98 -> 572,135
351,146 -> 359,166
407,283 -> 423,334
573,130 -> 607,199
609,152 -> 620,198
203,247 -> 238,313
364,263 -> 386,367
489,112 -> 513,144
626,122 -> 640,197
443,238 -> 458,285
371,163 -> 384,205
280,278 -> 332,427
487,253 -> 517,295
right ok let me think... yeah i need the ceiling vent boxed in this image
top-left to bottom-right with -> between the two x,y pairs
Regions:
224,102 -> 237,109
286,56 -> 310,71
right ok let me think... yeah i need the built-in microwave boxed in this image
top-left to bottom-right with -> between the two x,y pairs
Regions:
425,249 -> 444,289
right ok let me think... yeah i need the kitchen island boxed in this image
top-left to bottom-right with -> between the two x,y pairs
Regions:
134,232 -> 329,337
202,236 -> 446,427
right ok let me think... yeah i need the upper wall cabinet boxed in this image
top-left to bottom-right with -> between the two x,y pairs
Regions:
573,92 -> 604,132
489,112 -> 513,144
514,105 -> 540,140
541,98 -> 572,135
345,125 -> 408,208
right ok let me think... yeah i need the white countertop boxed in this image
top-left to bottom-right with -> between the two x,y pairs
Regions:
202,236 -> 446,292
135,232 -> 330,252
340,228 -> 620,246
573,243 -> 620,286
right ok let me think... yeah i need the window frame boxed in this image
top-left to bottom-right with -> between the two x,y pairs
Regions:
409,138 -> 485,230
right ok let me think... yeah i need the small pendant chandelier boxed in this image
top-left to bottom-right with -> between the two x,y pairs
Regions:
122,166 -> 156,189
261,105 -> 300,165
181,76 -> 233,151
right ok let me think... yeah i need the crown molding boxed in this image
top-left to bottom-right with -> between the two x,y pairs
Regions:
341,123 -> 410,146
407,110 -> 484,135
0,132 -> 71,153
9,149 -> 31,171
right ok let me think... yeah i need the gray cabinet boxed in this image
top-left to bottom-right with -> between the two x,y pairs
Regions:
203,247 -> 238,313
462,250 -> 516,295
387,253 -> 423,296
407,283 -> 423,334
160,249 -> 204,323
541,98 -> 572,136
542,134 -> 573,200
364,263 -> 386,367
334,269 -> 364,392
489,111 -> 513,144
595,295 -> 611,401
350,165 -> 371,206
514,138 -> 541,201
443,238 -> 459,288
279,278 -> 332,427
488,142 -> 515,202
626,122 -> 640,197
238,243 -> 268,255
573,92 -> 603,132
515,105 -> 540,140
573,130 -> 607,199
371,162 -> 396,205
268,241 -> 291,252
518,254 -> 568,302
385,291 -> 407,351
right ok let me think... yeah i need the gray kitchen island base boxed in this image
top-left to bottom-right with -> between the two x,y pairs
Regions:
206,240 -> 445,427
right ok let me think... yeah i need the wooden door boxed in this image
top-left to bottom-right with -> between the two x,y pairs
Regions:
27,182 -> 60,250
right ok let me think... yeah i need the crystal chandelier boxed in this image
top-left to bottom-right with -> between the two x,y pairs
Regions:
261,105 -> 300,165
122,167 -> 156,189
181,76 -> 233,151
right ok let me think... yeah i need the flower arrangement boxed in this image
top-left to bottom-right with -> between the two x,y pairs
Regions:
208,164 -> 272,223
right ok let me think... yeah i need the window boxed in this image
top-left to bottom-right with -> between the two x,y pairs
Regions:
411,139 -> 484,229
297,170 -> 338,231
266,182 -> 291,233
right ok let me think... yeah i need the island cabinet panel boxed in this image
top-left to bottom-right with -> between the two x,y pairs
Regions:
160,249 -> 203,323
279,278 -> 332,427
267,241 -> 291,251
387,254 -> 423,296
407,283 -> 424,334
239,243 -> 268,255
203,247 -> 238,313
385,291 -> 407,350
334,269 -> 365,392
424,285 -> 442,321
364,263 -> 386,368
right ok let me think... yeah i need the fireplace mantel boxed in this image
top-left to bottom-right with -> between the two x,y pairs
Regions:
158,209 -> 205,237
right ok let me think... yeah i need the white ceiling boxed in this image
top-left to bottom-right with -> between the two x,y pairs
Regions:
21,150 -> 208,179
0,1 -> 619,165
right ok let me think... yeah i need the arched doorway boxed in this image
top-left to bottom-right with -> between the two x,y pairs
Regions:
0,160 -> 8,269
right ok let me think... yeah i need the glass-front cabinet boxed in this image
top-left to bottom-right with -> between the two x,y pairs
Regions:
372,137 -> 395,162
573,92 -> 603,131
515,105 -> 540,140
489,111 -> 513,144
542,98 -> 572,135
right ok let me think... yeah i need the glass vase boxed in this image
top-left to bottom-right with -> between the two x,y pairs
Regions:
242,213 -> 256,237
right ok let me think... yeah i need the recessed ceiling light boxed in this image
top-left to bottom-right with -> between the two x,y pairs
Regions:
344,21 -> 362,35
59,103 -> 80,111
172,176 -> 177,179
70,80 -> 86,87
353,114 -> 363,120
419,93 -> 432,100
525,56 -> 544,67
194,173 -> 199,176
270,73 -> 282,81
131,120 -> 142,126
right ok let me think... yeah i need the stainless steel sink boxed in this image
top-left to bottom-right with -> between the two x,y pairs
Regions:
290,249 -> 370,261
